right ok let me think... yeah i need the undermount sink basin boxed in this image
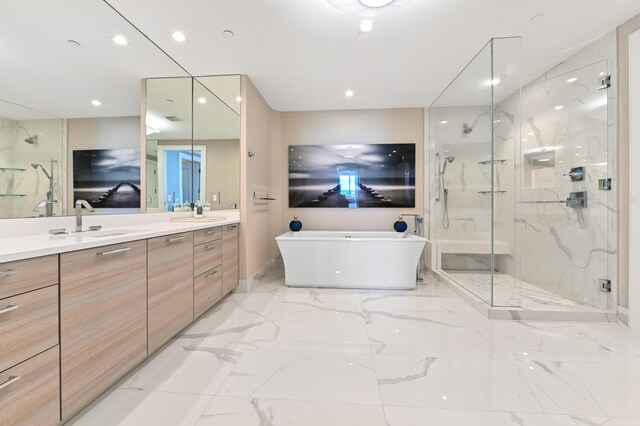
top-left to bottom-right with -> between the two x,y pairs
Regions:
170,216 -> 226,223
78,229 -> 145,238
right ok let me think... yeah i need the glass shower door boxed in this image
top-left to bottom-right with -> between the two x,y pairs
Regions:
517,60 -> 612,310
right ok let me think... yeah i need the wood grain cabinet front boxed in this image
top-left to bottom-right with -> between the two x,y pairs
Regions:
0,255 -> 58,300
60,240 -> 148,421
147,232 -> 194,353
0,346 -> 60,426
0,285 -> 58,373
193,265 -> 222,318
222,224 -> 239,297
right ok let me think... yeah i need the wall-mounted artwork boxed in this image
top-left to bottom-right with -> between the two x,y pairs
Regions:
73,148 -> 141,208
288,143 -> 415,208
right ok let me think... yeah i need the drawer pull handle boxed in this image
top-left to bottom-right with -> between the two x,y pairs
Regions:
0,269 -> 17,278
228,225 -> 238,230
0,305 -> 18,314
0,375 -> 20,390
204,244 -> 217,250
96,247 -> 131,257
205,271 -> 219,278
166,236 -> 186,243
205,230 -> 217,235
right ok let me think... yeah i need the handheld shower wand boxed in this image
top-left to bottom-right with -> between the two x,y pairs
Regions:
439,156 -> 455,229
31,161 -> 56,216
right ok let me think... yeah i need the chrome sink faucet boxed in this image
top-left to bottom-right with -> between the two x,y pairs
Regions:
75,199 -> 95,232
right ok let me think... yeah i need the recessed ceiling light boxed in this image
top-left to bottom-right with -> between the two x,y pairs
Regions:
440,120 -> 448,124
111,35 -> 128,45
345,155 -> 355,158
555,105 -> 564,110
222,30 -> 235,38
567,77 -> 578,83
327,0 -> 411,17
345,90 -> 354,97
538,158 -> 551,162
528,132 -> 534,136
522,138 -> 528,142
66,39 -> 81,47
171,31 -> 186,42
530,13 -> 545,23
360,0 -> 393,7
359,20 -> 374,33
165,99 -> 174,103
235,96 -> 242,102
486,78 -> 500,86
494,120 -> 501,123
197,97 -> 207,104
91,100 -> 101,106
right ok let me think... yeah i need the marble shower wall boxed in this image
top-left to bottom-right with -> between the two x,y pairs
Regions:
496,30 -> 618,310
0,117 -> 65,218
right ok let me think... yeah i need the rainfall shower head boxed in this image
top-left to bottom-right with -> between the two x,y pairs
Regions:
24,135 -> 38,144
462,123 -> 473,134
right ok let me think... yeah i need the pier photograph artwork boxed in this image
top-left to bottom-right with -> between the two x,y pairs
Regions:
73,148 -> 141,208
288,143 -> 415,208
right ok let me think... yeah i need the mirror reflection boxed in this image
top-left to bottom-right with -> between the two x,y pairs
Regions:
145,75 -> 240,212
0,0 -> 190,219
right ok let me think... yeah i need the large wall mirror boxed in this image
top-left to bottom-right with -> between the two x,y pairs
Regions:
0,0 -> 190,219
145,75 -> 240,211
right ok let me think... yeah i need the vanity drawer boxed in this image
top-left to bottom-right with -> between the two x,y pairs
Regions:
194,227 -> 222,246
0,285 -> 58,373
0,255 -> 58,300
60,240 -> 147,282
194,266 -> 222,318
194,240 -> 222,277
0,346 -> 60,426
222,224 -> 239,296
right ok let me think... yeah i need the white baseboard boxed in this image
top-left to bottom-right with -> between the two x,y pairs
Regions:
618,305 -> 629,325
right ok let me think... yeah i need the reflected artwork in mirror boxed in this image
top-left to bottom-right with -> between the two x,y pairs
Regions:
0,0 -> 190,219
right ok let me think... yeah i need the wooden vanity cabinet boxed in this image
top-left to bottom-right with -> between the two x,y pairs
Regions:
222,224 -> 239,296
0,255 -> 60,425
147,232 -> 194,353
193,227 -> 223,318
60,240 -> 147,421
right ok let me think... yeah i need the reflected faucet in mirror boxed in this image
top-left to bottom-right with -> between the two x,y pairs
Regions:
75,199 -> 95,232
31,160 -> 57,217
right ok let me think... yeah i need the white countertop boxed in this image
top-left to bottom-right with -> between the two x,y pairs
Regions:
0,213 -> 239,263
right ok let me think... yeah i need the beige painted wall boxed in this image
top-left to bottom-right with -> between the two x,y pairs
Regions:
239,75 -> 274,280
617,13 -> 640,310
272,108 -> 425,258
66,116 -> 140,213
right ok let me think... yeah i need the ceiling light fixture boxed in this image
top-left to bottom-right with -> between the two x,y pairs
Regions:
91,100 -> 101,106
66,39 -> 81,47
327,0 -> 412,17
440,120 -> 448,124
197,97 -> 207,104
171,31 -> 186,42
111,35 -> 128,45
359,20 -> 374,33
222,30 -> 235,38
345,90 -> 354,97
486,78 -> 500,86
236,96 -> 242,102
567,77 -> 578,83
555,105 -> 564,110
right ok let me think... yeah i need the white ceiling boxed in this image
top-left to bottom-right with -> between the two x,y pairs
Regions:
106,0 -> 640,111
2,0 -> 640,119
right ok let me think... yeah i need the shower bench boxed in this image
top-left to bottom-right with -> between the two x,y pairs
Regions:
425,239 -> 511,271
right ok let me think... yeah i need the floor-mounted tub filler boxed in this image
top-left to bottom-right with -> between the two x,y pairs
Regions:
275,231 -> 426,290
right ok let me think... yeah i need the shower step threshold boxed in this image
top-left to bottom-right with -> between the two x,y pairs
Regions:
432,269 -> 619,323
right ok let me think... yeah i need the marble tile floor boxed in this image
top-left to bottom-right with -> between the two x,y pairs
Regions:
70,265 -> 640,426
444,271 -> 613,313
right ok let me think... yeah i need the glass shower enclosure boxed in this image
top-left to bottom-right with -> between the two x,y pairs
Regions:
428,37 -> 615,312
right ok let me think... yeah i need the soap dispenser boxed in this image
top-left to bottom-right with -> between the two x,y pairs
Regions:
193,201 -> 204,218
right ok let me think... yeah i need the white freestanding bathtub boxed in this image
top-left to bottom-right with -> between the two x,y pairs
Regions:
275,231 -> 427,290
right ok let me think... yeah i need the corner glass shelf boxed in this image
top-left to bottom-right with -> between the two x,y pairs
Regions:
478,159 -> 507,165
0,193 -> 26,197
478,190 -> 507,194
0,167 -> 26,172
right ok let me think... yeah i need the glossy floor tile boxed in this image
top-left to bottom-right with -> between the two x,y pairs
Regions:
71,265 -> 640,425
